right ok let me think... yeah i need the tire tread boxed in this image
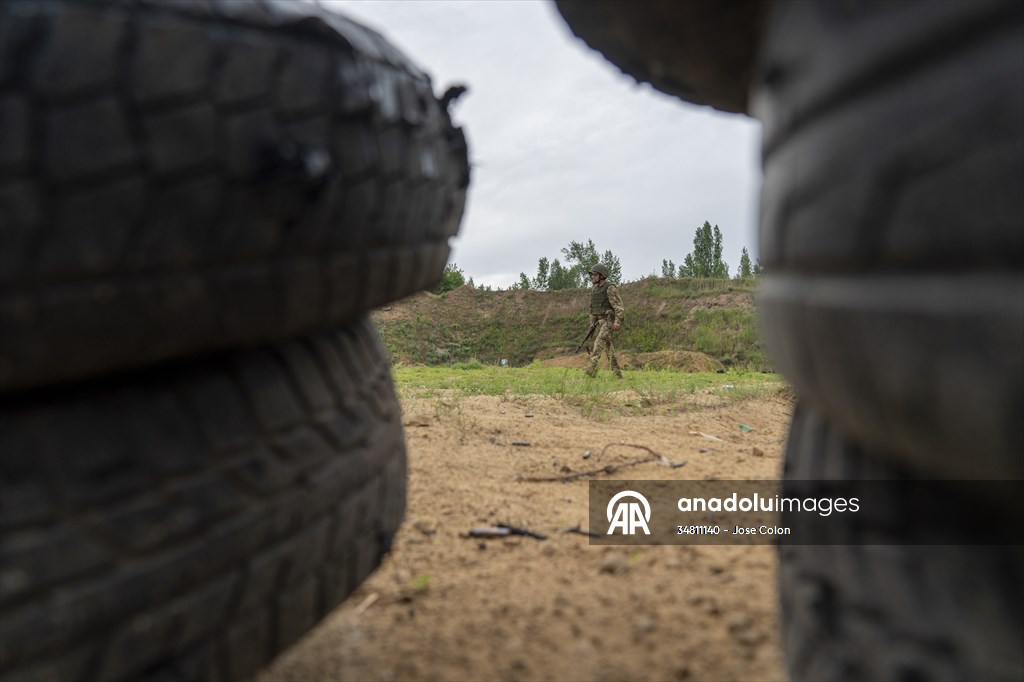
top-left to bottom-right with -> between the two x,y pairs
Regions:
0,316 -> 406,681
0,0 -> 470,392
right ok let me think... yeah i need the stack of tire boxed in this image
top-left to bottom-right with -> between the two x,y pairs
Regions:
0,1 -> 469,680
557,1 -> 1023,681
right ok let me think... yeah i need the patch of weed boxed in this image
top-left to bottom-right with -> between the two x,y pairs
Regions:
393,365 -> 787,420
408,574 -> 431,594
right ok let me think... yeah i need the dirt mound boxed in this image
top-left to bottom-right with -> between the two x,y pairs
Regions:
540,350 -> 723,372
372,279 -> 768,370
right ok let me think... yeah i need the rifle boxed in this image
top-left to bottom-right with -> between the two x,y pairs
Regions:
575,321 -> 598,353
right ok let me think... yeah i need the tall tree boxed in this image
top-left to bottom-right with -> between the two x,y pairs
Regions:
679,221 -> 729,278
517,272 -> 532,290
737,247 -> 753,278
560,239 -> 601,287
533,257 -> 550,290
529,240 -> 623,289
601,249 -> 622,285
546,258 -> 577,290
712,223 -> 729,278
661,259 -> 676,278
433,262 -> 465,293
680,253 -> 697,277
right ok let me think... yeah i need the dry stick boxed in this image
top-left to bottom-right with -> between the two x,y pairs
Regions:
354,592 -> 379,615
497,523 -> 547,540
517,443 -> 686,483
517,456 -> 655,482
596,442 -> 663,461
597,442 -> 688,469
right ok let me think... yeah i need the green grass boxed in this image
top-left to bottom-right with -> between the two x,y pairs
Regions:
393,364 -> 787,420
689,308 -> 767,368
636,276 -> 756,299
375,277 -> 771,371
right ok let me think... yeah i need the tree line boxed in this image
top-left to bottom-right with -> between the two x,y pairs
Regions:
518,239 -> 622,290
434,220 -> 761,294
660,221 -> 762,280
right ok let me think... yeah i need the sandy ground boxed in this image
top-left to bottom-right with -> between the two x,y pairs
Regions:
260,388 -> 794,682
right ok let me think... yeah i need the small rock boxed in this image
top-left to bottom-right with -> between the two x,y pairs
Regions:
573,640 -> 594,656
582,450 -> 592,459
737,630 -> 767,647
752,447 -> 765,457
728,615 -> 753,633
525,413 -> 534,418
478,542 -> 487,550
600,553 -> 630,575
412,520 -> 436,536
404,416 -> 432,427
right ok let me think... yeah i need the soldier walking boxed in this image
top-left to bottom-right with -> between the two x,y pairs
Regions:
585,264 -> 624,378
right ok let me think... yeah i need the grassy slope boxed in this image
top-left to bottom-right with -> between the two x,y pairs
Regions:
372,277 -> 769,370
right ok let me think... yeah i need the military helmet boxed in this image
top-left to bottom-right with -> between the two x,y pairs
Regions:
589,263 -> 610,278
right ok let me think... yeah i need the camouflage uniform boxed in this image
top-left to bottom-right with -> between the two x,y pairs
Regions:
585,276 -> 625,378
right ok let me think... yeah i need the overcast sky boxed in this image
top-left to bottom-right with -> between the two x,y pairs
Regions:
328,0 -> 763,288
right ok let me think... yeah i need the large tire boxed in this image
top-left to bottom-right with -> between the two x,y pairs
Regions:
779,404 -> 1024,682
750,4 -> 1024,681
554,0 -> 767,114
752,0 -> 1024,481
0,0 -> 470,393
0,316 -> 406,681
555,3 -> 1024,681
